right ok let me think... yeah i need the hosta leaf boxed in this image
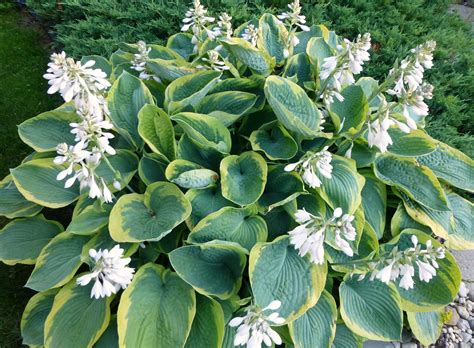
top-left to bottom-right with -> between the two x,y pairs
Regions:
166,159 -> 219,189
81,55 -> 112,76
26,232 -> 90,292
172,112 -> 232,154
407,310 -> 443,346
188,205 -> 267,250
445,191 -> 474,250
147,58 -> 196,82
94,317 -> 119,348
416,142 -> 474,192
339,276 -> 403,341
283,53 -> 312,87
95,149 -> 139,187
185,186 -> 233,228
138,152 -> 168,185
249,236 -> 327,322
109,182 -> 191,242
387,128 -> 436,157
220,151 -> 268,206
250,121 -> 298,160
184,295 -> 225,348
169,242 -> 247,299
317,156 -> 365,215
330,85 -> 368,134
195,91 -> 257,127
361,171 -> 386,239
0,175 -> 42,219
138,104 -> 176,161
265,75 -> 322,138
165,70 -> 221,113
21,288 -> 59,346
18,109 -> 78,152
257,164 -> 305,212
44,279 -> 111,348
208,77 -> 265,111
11,158 -> 80,208
384,230 -> 461,311
289,290 -> 337,348
306,37 -> 332,69
0,215 -> 63,265
221,38 -> 275,76
374,155 -> 449,211
258,14 -> 287,66
167,32 -> 194,60
66,203 -> 110,236
117,264 -> 196,348
390,202 -> 431,237
294,25 -> 330,54
107,71 -> 154,148
332,323 -> 363,348
177,133 -> 224,171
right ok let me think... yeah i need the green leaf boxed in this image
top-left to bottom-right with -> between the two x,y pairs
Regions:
416,142 -> 474,192
11,158 -> 80,208
95,149 -> 139,187
258,14 -> 288,66
109,182 -> 191,242
339,276 -> 403,341
330,85 -> 368,134
147,58 -> 196,82
177,133 -> 224,170
361,171 -> 386,239
185,295 -> 225,348
66,203 -> 110,235
138,152 -> 168,185
265,75 -> 322,138
374,155 -> 449,211
138,104 -> 176,161
306,37 -> 333,69
169,242 -> 247,299
18,109 -> 78,152
317,156 -> 365,215
283,53 -> 312,87
295,24 -> 330,54
332,323 -> 363,348
445,191 -> 474,250
289,290 -> 337,348
172,112 -> 232,154
195,91 -> 257,127
165,70 -> 221,113
94,317 -> 119,348
390,202 -> 431,237
257,164 -> 305,212
107,71 -> 154,148
208,77 -> 265,111
386,230 -> 461,311
250,121 -> 298,160
221,38 -> 275,76
386,128 -> 436,157
188,205 -> 267,250
44,279 -> 111,348
0,215 -> 63,265
0,175 -> 42,219
26,232 -> 90,291
406,310 -> 443,346
81,55 -> 112,76
167,32 -> 194,60
185,186 -> 233,228
117,263 -> 196,348
220,151 -> 268,206
166,159 -> 219,189
21,288 -> 59,346
249,236 -> 327,322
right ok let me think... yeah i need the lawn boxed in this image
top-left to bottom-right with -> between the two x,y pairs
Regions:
0,4 -> 60,346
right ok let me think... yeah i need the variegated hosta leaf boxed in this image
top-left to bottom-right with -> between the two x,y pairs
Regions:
250,121 -> 298,160
166,159 -> 219,189
109,181 -> 191,242
167,32 -> 194,60
0,175 -> 42,219
332,323 -> 363,348
330,85 -> 368,134
249,236 -> 327,322
117,263 -> 196,348
445,191 -> 474,250
406,310 -> 443,346
221,38 -> 275,76
386,128 -> 436,157
361,171 -> 386,239
185,186 -> 233,229
258,13 -> 288,66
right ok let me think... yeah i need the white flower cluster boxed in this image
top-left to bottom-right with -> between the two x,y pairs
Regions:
229,300 -> 284,348
242,24 -> 258,47
214,12 -> 233,39
130,41 -> 161,82
288,207 -> 356,264
277,0 -> 310,58
367,41 -> 436,153
77,245 -> 135,299
284,146 -> 333,188
181,0 -> 216,53
319,33 -> 371,105
360,235 -> 445,290
198,49 -> 229,71
45,52 -> 119,202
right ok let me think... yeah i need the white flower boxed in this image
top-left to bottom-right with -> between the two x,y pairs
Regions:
367,117 -> 394,153
181,0 -> 215,53
416,260 -> 437,282
277,0 -> 310,32
285,147 -> 333,189
214,12 -> 233,39
130,41 -> 161,83
199,49 -> 230,71
242,24 -> 258,47
77,245 -> 135,299
229,300 -> 284,348
398,264 -> 415,290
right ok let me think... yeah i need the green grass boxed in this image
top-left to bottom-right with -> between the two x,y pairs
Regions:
0,4 -> 60,346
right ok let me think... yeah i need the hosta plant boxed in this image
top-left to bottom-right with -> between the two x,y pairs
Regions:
1,1 -> 473,347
